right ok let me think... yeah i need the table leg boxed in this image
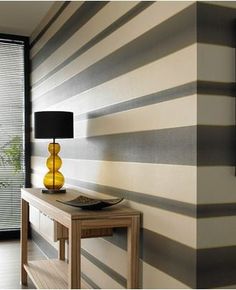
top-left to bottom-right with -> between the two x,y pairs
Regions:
20,198 -> 29,285
69,220 -> 81,289
127,216 -> 140,288
59,239 -> 66,261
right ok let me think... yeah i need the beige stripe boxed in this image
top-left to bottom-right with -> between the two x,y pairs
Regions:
31,2 -> 84,58
74,95 -> 196,138
198,216 -> 236,248
31,95 -> 197,139
31,1 -> 193,96
31,1 -> 138,85
31,157 -> 197,204
81,255 -> 124,288
81,238 -> 189,288
30,2 -> 65,43
32,171 -> 196,247
198,95 -> 234,126
32,45 -> 197,114
198,43 -> 234,82
198,166 -> 236,204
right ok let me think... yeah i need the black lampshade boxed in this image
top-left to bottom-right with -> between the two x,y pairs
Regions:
34,111 -> 74,139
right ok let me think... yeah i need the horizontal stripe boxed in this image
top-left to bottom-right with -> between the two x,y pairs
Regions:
73,95 -> 196,138
32,45 -> 196,113
198,216 -> 236,248
33,126 -> 236,166
197,81 -> 235,97
30,1 -> 71,48
32,1 -> 152,89
81,254 -> 124,288
32,126 -> 197,165
66,177 -> 236,219
197,2 -> 236,47
197,125 -> 235,166
31,167 -> 197,247
75,82 -> 196,121
31,80 -> 232,124
32,3 -> 196,107
31,2 -> 84,58
31,1 -> 193,93
31,169 -> 196,218
32,157 -> 197,204
81,248 -> 126,287
198,204 -> 236,218
81,273 -> 100,290
197,245 -> 236,288
198,95 -> 235,126
198,166 -> 236,204
32,2 -> 108,70
198,44 -> 234,82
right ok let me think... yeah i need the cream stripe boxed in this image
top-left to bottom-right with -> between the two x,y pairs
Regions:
31,2 -> 84,58
31,1 -> 138,85
30,2 -> 65,44
198,216 -> 236,248
31,157 -> 197,204
31,95 -> 197,139
32,45 -> 197,114
81,255 -> 124,288
31,1 -> 193,96
31,170 -> 196,246
198,166 -> 236,204
74,95 -> 196,138
81,238 -> 189,289
198,94 -> 235,126
198,43 -> 234,82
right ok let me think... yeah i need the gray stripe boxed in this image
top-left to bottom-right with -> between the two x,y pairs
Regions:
198,81 -> 235,97
81,248 -> 126,287
81,273 -> 100,289
75,81 -> 196,121
32,172 -> 235,219
197,246 -> 236,288
32,127 -> 197,165
53,175 -> 196,217
32,2 -> 154,88
32,1 -> 108,70
197,2 -> 236,47
197,126 -> 235,166
197,203 -> 236,218
33,3 -> 196,110
30,1 -> 71,48
31,227 -> 58,259
74,81 -> 234,121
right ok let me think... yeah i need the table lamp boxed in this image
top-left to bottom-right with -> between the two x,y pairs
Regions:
34,111 -> 74,193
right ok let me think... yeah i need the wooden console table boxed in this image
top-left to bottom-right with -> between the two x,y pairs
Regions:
20,188 -> 140,289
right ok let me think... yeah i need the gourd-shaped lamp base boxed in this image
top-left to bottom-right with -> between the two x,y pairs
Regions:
42,141 -> 65,193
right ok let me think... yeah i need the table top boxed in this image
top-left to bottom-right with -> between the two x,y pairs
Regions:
21,188 -> 140,225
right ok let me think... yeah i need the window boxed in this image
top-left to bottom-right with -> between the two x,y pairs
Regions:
0,35 -> 29,234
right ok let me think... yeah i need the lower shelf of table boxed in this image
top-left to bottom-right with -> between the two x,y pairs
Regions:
24,259 -> 88,289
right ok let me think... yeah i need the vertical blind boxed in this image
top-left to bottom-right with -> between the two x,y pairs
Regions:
0,40 -> 25,232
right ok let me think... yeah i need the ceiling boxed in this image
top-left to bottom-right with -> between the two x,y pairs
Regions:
0,1 -> 54,37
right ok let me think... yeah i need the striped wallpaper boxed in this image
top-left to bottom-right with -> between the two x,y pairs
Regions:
30,1 -> 236,288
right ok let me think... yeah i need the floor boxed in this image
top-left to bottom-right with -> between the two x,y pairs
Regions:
0,240 -> 47,289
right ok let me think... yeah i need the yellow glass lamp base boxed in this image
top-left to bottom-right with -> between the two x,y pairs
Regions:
43,142 -> 66,193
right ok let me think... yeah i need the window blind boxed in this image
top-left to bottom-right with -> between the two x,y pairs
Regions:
0,40 -> 25,232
